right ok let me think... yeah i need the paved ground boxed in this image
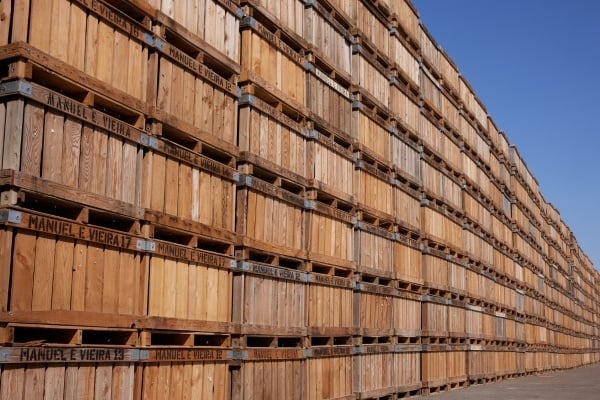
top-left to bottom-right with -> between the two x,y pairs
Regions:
412,363 -> 600,399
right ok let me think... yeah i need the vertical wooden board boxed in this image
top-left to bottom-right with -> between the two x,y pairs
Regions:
174,260 -> 189,319
102,247 -> 120,313
49,0 -> 70,62
163,157 -> 179,215
52,238 -> 74,310
112,30 -> 130,93
61,116 -> 82,187
1,365 -> 25,399
111,364 -> 134,400
90,129 -> 108,196
96,21 -> 115,84
84,12 -> 99,77
127,40 -> 146,102
27,0 -> 51,52
106,135 -> 124,199
66,2 -> 86,70
161,258 -> 177,318
10,230 -> 37,311
84,244 -> 104,313
0,229 -> 12,312
21,102 -> 44,175
43,365 -> 65,399
2,99 -> 24,170
117,251 -> 136,315
94,365 -> 113,399
149,153 -> 166,211
199,82 -> 215,134
70,241 -> 87,311
23,366 -> 45,399
121,141 -> 139,204
77,124 -> 94,192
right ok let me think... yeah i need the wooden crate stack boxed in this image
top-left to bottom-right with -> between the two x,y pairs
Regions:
0,0 -> 598,398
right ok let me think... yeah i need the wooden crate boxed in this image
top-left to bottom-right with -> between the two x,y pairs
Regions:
421,298 -> 448,337
232,259 -> 306,334
240,15 -> 306,107
392,293 -> 422,337
463,189 -> 493,234
393,230 -> 422,286
0,79 -> 145,206
352,44 -> 391,108
465,306 -> 494,341
244,0 -> 305,38
392,350 -> 421,392
147,40 -> 239,147
421,202 -> 462,250
391,133 -> 421,185
418,24 -> 440,74
306,62 -> 353,135
0,207 -> 145,317
462,225 -> 494,267
306,340 -> 353,400
447,303 -> 466,338
147,242 -> 233,326
307,268 -> 354,332
148,0 -> 241,64
448,258 -> 467,298
0,360 -> 137,399
238,93 -> 308,180
420,350 -> 447,388
355,221 -> 395,279
142,360 -> 229,400
390,76 -> 420,134
392,179 -> 421,233
389,0 -> 419,46
353,344 -> 395,398
305,197 -> 355,269
306,125 -> 354,201
1,0 -> 151,102
467,349 -> 494,379
236,174 -> 305,258
354,154 -> 394,221
142,138 -> 236,234
422,252 -> 449,292
352,100 -> 394,165
355,280 -> 396,334
352,1 -> 391,54
420,65 -> 441,113
239,344 -> 304,400
458,76 -> 487,133
304,0 -> 353,76
421,159 -> 462,211
446,349 -> 467,383
390,28 -> 420,88
438,49 -> 460,97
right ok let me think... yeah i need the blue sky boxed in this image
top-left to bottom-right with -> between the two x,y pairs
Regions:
413,0 -> 600,270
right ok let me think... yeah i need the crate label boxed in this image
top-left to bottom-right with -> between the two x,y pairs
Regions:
313,67 -> 350,99
165,44 -> 237,95
243,177 -> 305,208
246,348 -> 304,360
154,241 -> 232,268
242,261 -> 306,283
4,347 -> 137,363
33,85 -> 143,143
306,201 -> 354,224
309,273 -> 354,289
359,282 -> 397,296
17,212 -> 136,249
241,95 -> 305,135
254,20 -> 305,66
310,346 -> 353,357
73,0 -> 147,41
146,348 -> 227,362
159,140 -> 235,180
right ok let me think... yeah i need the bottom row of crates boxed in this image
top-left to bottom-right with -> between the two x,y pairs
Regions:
1,333 -> 598,400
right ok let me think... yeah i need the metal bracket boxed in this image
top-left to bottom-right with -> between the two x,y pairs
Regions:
0,80 -> 32,97
140,134 -> 159,149
136,239 -> 156,252
0,210 -> 22,224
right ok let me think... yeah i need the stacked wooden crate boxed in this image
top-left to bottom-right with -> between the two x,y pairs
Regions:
0,0 -> 599,398
0,0 -> 241,398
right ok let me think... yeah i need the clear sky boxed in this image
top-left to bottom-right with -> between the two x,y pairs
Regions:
413,0 -> 600,271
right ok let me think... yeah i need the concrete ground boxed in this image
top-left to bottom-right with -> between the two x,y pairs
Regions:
411,363 -> 600,400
